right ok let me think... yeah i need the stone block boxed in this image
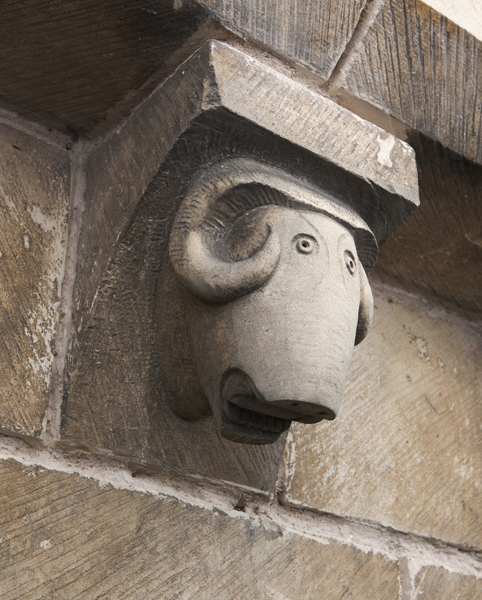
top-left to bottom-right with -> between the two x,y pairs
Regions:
376,132 -> 482,315
413,566 -> 482,599
282,282 -> 482,549
62,41 -> 417,492
0,124 -> 70,439
339,0 -> 482,165
0,458 -> 401,599
194,0 -> 367,80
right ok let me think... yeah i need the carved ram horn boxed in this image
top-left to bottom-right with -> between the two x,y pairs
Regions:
170,225 -> 281,302
169,160 -> 285,302
354,265 -> 374,345
170,158 -> 378,303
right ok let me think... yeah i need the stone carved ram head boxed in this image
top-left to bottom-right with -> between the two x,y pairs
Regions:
158,158 -> 378,445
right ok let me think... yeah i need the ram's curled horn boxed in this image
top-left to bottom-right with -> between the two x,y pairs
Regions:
354,264 -> 374,345
169,157 -> 377,303
170,225 -> 281,302
169,160 -> 284,302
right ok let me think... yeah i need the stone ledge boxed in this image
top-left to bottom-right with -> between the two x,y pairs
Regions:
0,458 -> 401,600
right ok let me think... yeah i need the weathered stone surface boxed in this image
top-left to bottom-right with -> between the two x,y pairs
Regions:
283,282 -> 482,549
0,123 -> 70,438
74,39 -> 418,346
0,458 -> 401,599
62,41 -> 416,489
338,0 -> 482,165
376,132 -> 482,315
413,566 -> 482,599
195,0 -> 367,80
165,192 -> 376,445
0,0 -> 217,136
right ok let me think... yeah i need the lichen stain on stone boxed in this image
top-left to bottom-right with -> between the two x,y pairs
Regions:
27,204 -> 57,231
376,134 -> 396,168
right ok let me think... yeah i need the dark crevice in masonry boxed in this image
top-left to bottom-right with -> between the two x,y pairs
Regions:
324,0 -> 387,92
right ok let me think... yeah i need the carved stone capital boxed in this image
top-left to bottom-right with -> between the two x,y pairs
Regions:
61,41 -> 419,482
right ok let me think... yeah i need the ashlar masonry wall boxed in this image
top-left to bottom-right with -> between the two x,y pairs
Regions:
1,275 -> 482,599
0,104 -> 480,597
0,14 -> 481,598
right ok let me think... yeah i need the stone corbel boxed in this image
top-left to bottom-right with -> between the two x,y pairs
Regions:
62,41 -> 419,481
152,43 -> 419,444
161,159 -> 378,444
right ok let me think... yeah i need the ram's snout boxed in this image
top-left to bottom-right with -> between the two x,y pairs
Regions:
184,207 -> 374,445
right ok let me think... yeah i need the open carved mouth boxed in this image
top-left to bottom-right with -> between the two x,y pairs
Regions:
225,402 -> 292,435
220,369 -> 335,443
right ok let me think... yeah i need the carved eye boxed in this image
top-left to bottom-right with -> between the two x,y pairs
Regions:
344,250 -> 356,275
295,235 -> 316,255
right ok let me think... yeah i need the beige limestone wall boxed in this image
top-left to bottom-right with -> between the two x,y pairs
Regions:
0,89 -> 481,598
0,162 -> 481,599
284,277 -> 482,548
1,433 -> 482,600
423,0 -> 482,41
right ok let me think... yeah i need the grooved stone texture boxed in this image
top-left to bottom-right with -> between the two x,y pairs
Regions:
0,0 -> 211,135
413,566 -> 482,599
194,0 -> 367,79
283,282 -> 482,549
0,124 -> 70,438
339,0 -> 482,165
376,132 -> 482,315
0,459 -> 401,600
61,41 -> 416,491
